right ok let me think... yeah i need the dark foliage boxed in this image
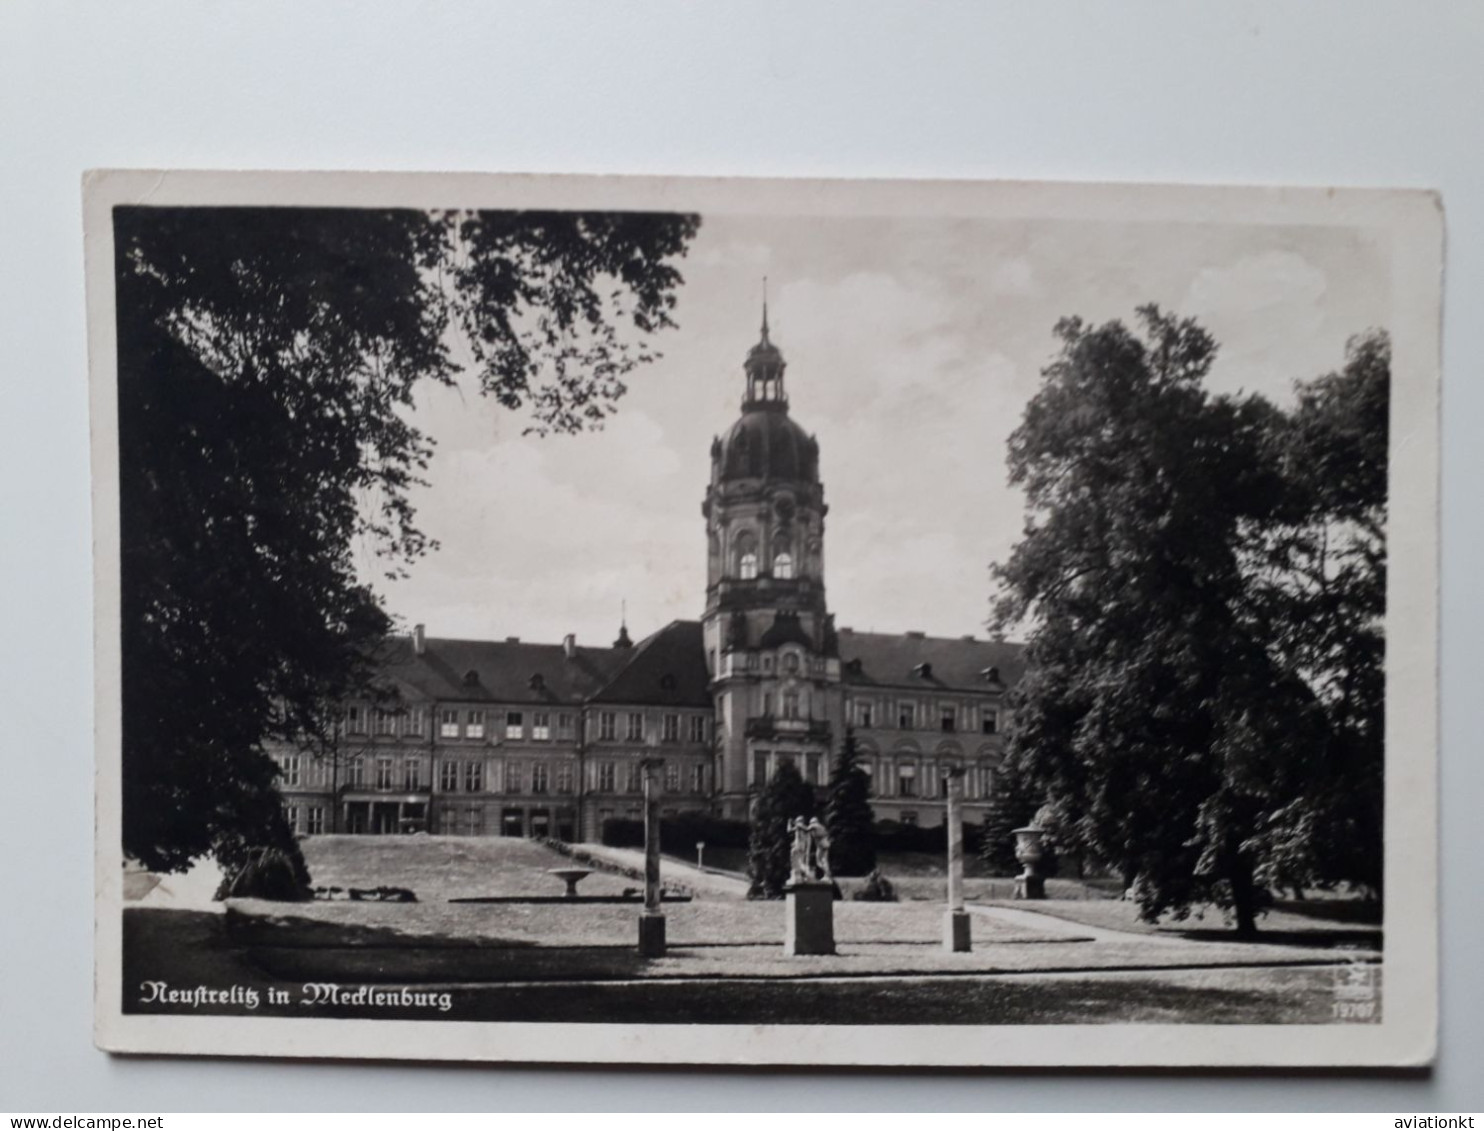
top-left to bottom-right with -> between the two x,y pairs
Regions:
850,869 -> 899,902
824,728 -> 876,876
992,307 -> 1377,935
979,754 -> 1045,876
746,761 -> 817,899
600,813 -> 750,857
215,846 -> 312,902
114,205 -> 697,874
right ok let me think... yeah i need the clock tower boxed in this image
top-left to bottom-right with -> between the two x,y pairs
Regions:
702,302 -> 842,818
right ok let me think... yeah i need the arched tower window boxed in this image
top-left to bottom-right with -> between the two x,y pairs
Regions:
773,551 -> 794,579
739,551 -> 758,580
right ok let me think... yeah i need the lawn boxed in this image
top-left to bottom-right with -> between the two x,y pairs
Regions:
303,835 -> 645,901
123,907 -> 1377,1025
987,896 -> 1383,949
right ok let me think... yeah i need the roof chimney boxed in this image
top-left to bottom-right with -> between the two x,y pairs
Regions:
563,633 -> 577,659
505,636 -> 520,644
413,624 -> 426,655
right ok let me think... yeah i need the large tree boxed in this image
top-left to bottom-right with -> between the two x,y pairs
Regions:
1241,332 -> 1389,900
824,728 -> 876,877
116,206 -> 698,873
992,306 -> 1322,934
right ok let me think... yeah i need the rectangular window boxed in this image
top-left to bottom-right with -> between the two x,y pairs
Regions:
532,712 -> 550,741
347,757 -> 365,788
506,761 -> 523,794
783,692 -> 800,720
403,758 -> 423,792
898,763 -> 918,797
463,806 -> 484,836
688,715 -> 707,744
762,692 -> 773,716
402,707 -> 425,737
555,762 -> 573,794
306,806 -> 325,835
664,762 -> 681,792
531,763 -> 549,794
464,760 -> 484,793
598,762 -> 616,792
856,700 -> 874,728
439,760 -> 459,792
626,712 -> 644,741
375,708 -> 395,736
346,705 -> 365,733
898,701 -> 916,730
284,804 -> 300,834
280,755 -> 300,787
626,762 -> 643,793
557,713 -> 575,740
663,714 -> 680,743
691,763 -> 706,794
505,711 -> 523,740
440,709 -> 459,739
375,757 -> 395,790
806,753 -> 821,785
466,710 -> 485,740
982,710 -> 999,735
599,712 -> 616,741
941,705 -> 956,733
753,751 -> 769,786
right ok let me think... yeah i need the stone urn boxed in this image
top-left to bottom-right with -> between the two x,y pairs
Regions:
1012,824 -> 1047,900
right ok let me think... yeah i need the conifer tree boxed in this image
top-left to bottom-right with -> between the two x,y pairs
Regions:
746,760 -> 816,899
825,728 -> 876,877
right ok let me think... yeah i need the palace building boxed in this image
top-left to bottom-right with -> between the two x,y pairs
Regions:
271,307 -> 1023,839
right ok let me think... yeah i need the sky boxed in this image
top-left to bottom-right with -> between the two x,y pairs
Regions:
366,210 -> 1391,647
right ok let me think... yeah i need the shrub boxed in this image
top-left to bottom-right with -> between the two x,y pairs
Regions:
851,869 -> 898,902
217,846 -> 312,902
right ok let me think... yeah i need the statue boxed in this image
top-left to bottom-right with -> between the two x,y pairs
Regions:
788,817 -> 812,885
807,817 -> 834,884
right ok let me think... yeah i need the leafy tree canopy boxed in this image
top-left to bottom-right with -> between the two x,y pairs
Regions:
993,306 -> 1386,934
116,206 -> 698,872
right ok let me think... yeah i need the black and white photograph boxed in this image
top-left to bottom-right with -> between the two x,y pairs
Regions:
85,171 -> 1440,1067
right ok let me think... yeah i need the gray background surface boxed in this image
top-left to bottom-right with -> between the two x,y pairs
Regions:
1,0 -> 1478,1112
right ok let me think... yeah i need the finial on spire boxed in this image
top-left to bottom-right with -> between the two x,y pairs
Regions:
761,276 -> 770,342
614,599 -> 633,649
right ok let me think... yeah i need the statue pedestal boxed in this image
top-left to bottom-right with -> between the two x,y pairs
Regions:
637,912 -> 666,957
784,881 -> 836,956
1013,872 -> 1046,900
944,909 -> 972,952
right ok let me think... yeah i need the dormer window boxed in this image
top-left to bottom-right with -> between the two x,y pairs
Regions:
463,669 -> 479,686
660,672 -> 678,691
982,666 -> 1002,685
528,673 -> 545,692
914,662 -> 934,680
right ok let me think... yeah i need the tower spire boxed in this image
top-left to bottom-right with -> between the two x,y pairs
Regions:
761,276 -> 769,342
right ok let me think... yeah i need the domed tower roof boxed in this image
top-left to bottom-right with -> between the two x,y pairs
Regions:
714,297 -> 820,484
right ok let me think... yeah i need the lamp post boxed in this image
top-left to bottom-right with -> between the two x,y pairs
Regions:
696,840 -> 706,872
637,754 -> 666,956
942,764 -> 971,951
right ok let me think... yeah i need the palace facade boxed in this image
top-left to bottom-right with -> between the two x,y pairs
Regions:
272,308 -> 1023,839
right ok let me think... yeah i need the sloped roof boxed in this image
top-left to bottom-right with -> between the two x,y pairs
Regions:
587,620 -> 713,708
837,629 -> 1025,693
372,634 -> 631,706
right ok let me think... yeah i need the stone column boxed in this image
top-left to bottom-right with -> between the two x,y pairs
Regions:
943,764 -> 971,951
637,756 -> 666,956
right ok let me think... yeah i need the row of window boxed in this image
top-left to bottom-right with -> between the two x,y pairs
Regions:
848,697 -> 1000,735
745,751 -> 998,800
276,754 -> 708,796
341,706 -> 710,745
736,549 -> 795,580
